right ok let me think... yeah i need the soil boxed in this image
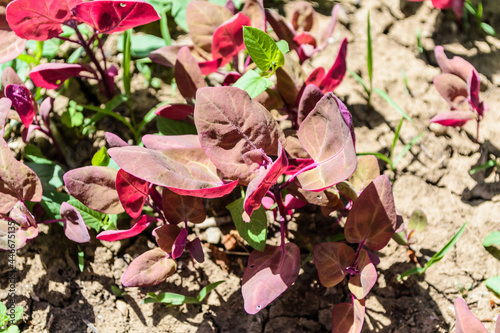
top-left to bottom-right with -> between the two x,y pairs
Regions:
2,0 -> 500,332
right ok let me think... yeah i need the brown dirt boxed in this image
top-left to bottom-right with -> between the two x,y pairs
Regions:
2,0 -> 500,332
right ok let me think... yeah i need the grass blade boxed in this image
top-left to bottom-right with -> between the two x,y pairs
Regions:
374,88 -> 414,123
367,10 -> 373,91
348,69 -> 371,98
393,132 -> 424,168
357,152 -> 392,165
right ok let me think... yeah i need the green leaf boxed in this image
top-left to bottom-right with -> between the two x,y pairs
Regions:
483,231 -> 500,248
24,144 -> 52,165
117,34 -> 166,58
0,303 -> 6,318
348,69 -> 371,97
357,152 -> 392,166
276,40 -> 289,54
485,276 -> 500,297
13,307 -> 22,324
111,285 -> 126,297
390,118 -> 404,163
61,110 -> 84,128
91,147 -> 110,167
367,10 -> 373,89
397,267 -> 423,281
66,199 -> 110,232
143,292 -> 197,305
197,280 -> 224,302
5,326 -> 20,333
171,0 -> 190,32
233,70 -> 273,98
77,245 -> 84,272
373,88 -> 414,123
408,208 -> 427,232
480,22 -> 496,36
392,231 -> 407,246
243,26 -> 284,72
226,197 -> 267,251
470,160 -> 497,175
157,117 -> 197,135
393,132 -> 424,168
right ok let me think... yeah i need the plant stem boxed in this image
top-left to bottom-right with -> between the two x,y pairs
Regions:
160,12 -> 172,46
272,186 -> 288,270
278,161 -> 318,191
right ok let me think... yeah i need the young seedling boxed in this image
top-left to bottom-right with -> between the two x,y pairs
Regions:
464,0 -> 496,36
143,281 -> 225,307
0,302 -> 23,333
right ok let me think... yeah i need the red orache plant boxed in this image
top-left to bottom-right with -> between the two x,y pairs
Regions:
409,0 -> 465,19
454,298 -> 500,332
430,45 -> 488,141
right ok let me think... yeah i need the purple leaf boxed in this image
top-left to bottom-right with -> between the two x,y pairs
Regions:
116,169 -> 149,218
0,30 -> 25,64
242,243 -> 300,314
305,67 -> 326,87
63,166 -> 124,214
430,110 -> 476,127
60,202 -> 90,243
433,73 -> 469,109
105,132 -> 129,147
97,215 -> 149,241
0,97 -> 12,136
296,93 -> 357,191
434,46 -> 475,83
194,86 -> 283,185
319,38 -> 348,93
344,175 -> 397,251
454,297 -> 488,333
198,57 -> 223,75
175,46 -> 206,100
297,84 -> 323,126
291,1 -> 317,32
212,12 -> 250,64
469,70 -> 480,112
186,1 -> 232,58
121,248 -> 177,287
108,145 -> 238,198
319,4 -> 340,50
171,227 -> 187,259
265,8 -> 297,51
21,124 -> 36,143
0,138 -> 42,214
38,97 -> 52,128
149,44 -> 190,67
332,299 -> 365,333
6,0 -> 80,41
284,158 -> 315,175
313,242 -> 355,288
9,201 -> 36,228
241,0 -> 265,31
72,0 -> 160,34
244,143 -> 288,218
4,84 -> 35,128
186,237 -> 204,263
348,249 -> 377,299
155,104 -> 194,120
153,224 -> 181,253
142,134 -> 200,150
29,63 -> 93,89
162,187 -> 206,224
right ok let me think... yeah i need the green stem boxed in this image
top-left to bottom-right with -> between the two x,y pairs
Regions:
160,12 -> 172,46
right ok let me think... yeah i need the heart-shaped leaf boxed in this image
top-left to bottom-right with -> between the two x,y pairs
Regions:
348,249 -> 377,299
332,299 -> 365,333
63,166 -> 124,214
96,215 -> 150,241
116,169 -> 149,218
212,12 -> 250,63
175,46 -> 206,100
433,73 -> 469,108
0,30 -> 25,64
434,46 -> 475,83
4,84 -> 35,128
60,202 -> 90,243
121,248 -> 176,287
29,63 -> 93,89
6,0 -> 80,40
296,93 -> 357,191
242,243 -> 300,314
313,242 -> 355,288
153,224 -> 181,253
344,175 -> 397,251
194,86 -> 282,185
162,187 -> 206,224
72,0 -> 160,34
243,26 -> 284,72
0,138 -> 42,214
454,298 -> 488,333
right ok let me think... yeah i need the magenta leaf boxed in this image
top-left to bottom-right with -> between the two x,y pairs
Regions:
194,86 -> 283,185
0,30 -> 25,64
116,169 -> 149,218
265,8 -> 297,51
142,134 -> 200,150
469,70 -> 480,111
293,32 -> 316,48
175,46 -> 206,101
162,187 -> 206,224
6,0 -> 81,40
296,93 -> 357,191
454,298 -> 488,333
38,97 -> 52,128
243,143 -> 288,218
284,158 -> 315,175
97,215 -> 149,241
63,166 -> 124,214
72,0 -> 160,34
313,242 -> 355,288
434,46 -> 475,83
4,84 -> 35,128
348,249 -> 377,299
283,194 -> 306,211
186,237 -> 204,263
297,84 -> 323,126
0,97 -> 12,136
319,38 -> 348,93
433,73 -> 469,109
155,104 -> 194,120
242,243 -> 300,314
60,202 -> 90,243
121,248 -> 177,287
332,299 -> 365,333
108,145 -> 238,198
153,224 -> 181,253
305,67 -> 326,87
29,63 -> 93,89
319,4 -> 340,50
105,132 -> 129,147
212,12 -> 250,64
344,175 -> 397,251
171,227 -> 188,259
0,138 -> 42,214
430,110 -> 476,127
198,57 -> 223,75
0,215 -> 38,250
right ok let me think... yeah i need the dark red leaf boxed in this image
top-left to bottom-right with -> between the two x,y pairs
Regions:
284,158 -> 315,175
116,169 -> 149,218
4,84 -> 35,128
319,38 -> 348,93
265,8 -> 297,50
293,32 -> 316,47
162,187 -> 206,224
223,72 -> 241,86
313,242 -> 355,288
6,0 -> 81,40
155,104 -> 194,120
175,46 -> 206,101
198,57 -> 223,75
72,0 -> 160,34
212,12 -> 250,64
469,70 -> 480,111
121,248 -> 176,287
29,63 -> 93,89
332,299 -> 365,333
171,227 -> 187,259
430,110 -> 476,127
348,249 -> 377,299
186,238 -> 204,263
97,215 -> 150,241
153,224 -> 181,253
60,202 -> 90,243
305,67 -> 325,87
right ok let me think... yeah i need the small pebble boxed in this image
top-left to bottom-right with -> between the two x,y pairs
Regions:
206,227 -> 222,244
